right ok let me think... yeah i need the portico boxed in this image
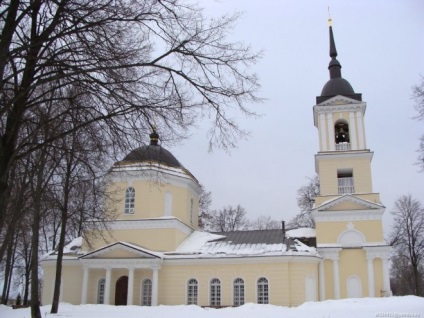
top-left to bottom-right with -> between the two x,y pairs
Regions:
79,242 -> 163,306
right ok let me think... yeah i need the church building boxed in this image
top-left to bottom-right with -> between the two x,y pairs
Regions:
41,20 -> 391,307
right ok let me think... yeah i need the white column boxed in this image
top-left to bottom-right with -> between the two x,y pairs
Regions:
327,113 -> 335,151
382,257 -> 391,296
81,267 -> 89,304
127,268 -> 135,305
319,113 -> 327,151
104,268 -> 112,305
356,111 -> 365,149
349,112 -> 357,150
366,257 -> 375,297
319,260 -> 326,300
152,268 -> 159,306
332,259 -> 340,299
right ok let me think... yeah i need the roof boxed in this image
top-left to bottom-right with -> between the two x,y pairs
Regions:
171,230 -> 319,258
316,22 -> 362,104
119,145 -> 184,169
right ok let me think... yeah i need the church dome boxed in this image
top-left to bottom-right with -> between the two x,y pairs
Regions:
121,145 -> 184,168
118,129 -> 184,168
321,77 -> 355,96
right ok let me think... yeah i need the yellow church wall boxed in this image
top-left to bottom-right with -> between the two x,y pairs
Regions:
157,259 -> 318,307
317,156 -> 373,196
84,227 -> 189,252
316,220 -> 383,244
110,181 -> 196,221
42,261 -> 83,305
339,249 -> 367,298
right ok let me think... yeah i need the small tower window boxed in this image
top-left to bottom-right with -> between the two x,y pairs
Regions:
124,187 -> 135,214
190,198 -> 194,224
334,120 -> 350,150
337,169 -> 354,194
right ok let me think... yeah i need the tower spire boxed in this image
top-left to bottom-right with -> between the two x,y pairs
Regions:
328,18 -> 342,79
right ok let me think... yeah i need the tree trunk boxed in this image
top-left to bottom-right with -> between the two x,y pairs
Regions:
50,214 -> 68,313
1,239 -> 13,304
30,206 -> 41,318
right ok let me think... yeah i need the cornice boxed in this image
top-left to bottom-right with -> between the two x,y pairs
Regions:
106,165 -> 202,196
315,151 -> 373,161
80,258 -> 163,269
313,209 -> 384,222
106,218 -> 193,235
162,254 -> 321,266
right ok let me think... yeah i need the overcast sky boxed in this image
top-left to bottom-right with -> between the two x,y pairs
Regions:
168,0 -> 424,232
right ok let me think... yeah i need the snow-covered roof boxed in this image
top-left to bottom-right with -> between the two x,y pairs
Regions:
286,227 -> 316,238
42,237 -> 84,260
168,230 -> 319,258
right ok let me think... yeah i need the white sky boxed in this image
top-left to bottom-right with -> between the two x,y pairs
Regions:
167,0 -> 424,233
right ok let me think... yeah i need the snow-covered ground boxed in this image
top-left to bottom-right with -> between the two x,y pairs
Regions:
2,296 -> 423,318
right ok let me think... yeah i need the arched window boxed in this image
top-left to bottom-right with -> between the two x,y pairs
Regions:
257,277 -> 269,304
97,278 -> 106,304
210,278 -> 221,306
233,278 -> 245,306
334,120 -> 350,150
124,187 -> 135,214
141,279 -> 152,306
187,279 -> 198,305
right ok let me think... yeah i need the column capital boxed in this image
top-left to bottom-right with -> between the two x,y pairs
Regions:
318,247 -> 341,260
363,245 -> 391,260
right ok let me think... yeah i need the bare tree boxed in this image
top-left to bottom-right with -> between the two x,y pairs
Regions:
249,215 -> 281,230
412,76 -> 424,170
0,0 -> 262,260
198,184 -> 212,230
208,205 -> 250,232
389,194 -> 424,296
288,175 -> 319,229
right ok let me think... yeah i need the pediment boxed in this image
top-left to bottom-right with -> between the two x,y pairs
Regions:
315,194 -> 384,212
79,242 -> 162,260
318,95 -> 362,106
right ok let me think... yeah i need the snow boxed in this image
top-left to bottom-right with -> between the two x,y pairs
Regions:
2,296 -> 424,318
174,231 -> 226,253
286,228 -> 316,238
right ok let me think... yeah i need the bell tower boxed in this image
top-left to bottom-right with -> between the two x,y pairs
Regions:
312,19 -> 391,300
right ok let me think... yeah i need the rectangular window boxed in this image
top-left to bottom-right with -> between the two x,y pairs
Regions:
337,169 -> 354,194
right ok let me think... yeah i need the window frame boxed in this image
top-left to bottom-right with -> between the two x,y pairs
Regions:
187,278 -> 198,305
124,187 -> 135,214
141,278 -> 152,306
210,278 -> 221,306
257,277 -> 269,304
233,278 -> 245,306
97,278 -> 106,304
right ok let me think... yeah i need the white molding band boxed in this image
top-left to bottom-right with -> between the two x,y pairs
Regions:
106,218 -> 193,235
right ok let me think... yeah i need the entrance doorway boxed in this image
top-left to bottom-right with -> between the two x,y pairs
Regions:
115,276 -> 128,305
